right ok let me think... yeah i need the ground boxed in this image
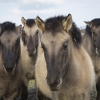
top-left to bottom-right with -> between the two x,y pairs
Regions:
16,80 -> 38,100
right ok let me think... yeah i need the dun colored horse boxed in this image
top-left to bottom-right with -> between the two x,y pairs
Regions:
0,22 -> 22,100
82,18 -> 100,100
35,14 -> 95,100
20,17 -> 39,100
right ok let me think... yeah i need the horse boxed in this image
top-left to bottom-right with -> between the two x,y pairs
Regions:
35,14 -> 95,100
20,17 -> 40,100
82,18 -> 100,100
0,22 -> 22,100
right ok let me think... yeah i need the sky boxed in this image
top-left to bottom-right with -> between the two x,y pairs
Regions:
0,0 -> 100,28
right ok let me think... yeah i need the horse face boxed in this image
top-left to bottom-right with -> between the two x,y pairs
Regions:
0,23 -> 20,73
21,17 -> 39,57
41,33 -> 70,91
36,14 -> 72,91
85,21 -> 100,54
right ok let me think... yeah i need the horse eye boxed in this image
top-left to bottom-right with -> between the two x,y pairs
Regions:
0,40 -> 3,46
23,33 -> 27,40
41,43 -> 44,48
16,38 -> 20,44
36,30 -> 39,35
94,34 -> 97,40
92,31 -> 96,35
63,42 -> 67,50
91,29 -> 96,35
22,29 -> 26,35
41,43 -> 46,51
92,31 -> 97,38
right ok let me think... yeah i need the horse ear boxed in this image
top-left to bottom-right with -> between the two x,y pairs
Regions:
84,21 -> 92,28
21,17 -> 26,26
62,14 -> 72,31
35,16 -> 45,33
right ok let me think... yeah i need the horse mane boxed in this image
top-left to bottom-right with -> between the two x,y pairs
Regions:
91,18 -> 100,27
45,16 -> 82,46
69,22 -> 82,46
85,18 -> 100,37
0,21 -> 16,36
26,19 -> 35,27
45,16 -> 64,34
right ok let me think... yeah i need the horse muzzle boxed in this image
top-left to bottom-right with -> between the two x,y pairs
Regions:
27,48 -> 36,57
47,78 -> 62,91
3,64 -> 16,74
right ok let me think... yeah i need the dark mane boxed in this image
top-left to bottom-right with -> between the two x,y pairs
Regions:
91,18 -> 100,27
45,16 -> 82,46
0,21 -> 16,36
26,19 -> 35,27
45,16 -> 65,34
86,18 -> 100,36
69,22 -> 82,45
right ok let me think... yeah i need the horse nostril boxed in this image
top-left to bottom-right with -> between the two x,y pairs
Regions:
47,78 -> 62,88
33,48 -> 36,54
3,62 -> 15,70
27,48 -> 36,56
57,78 -> 62,88
27,49 -> 33,53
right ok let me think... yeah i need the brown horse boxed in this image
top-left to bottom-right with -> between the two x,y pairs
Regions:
82,18 -> 100,100
20,17 -> 40,100
35,14 -> 95,100
0,22 -> 22,100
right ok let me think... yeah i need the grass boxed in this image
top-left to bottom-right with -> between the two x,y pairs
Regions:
28,79 -> 36,90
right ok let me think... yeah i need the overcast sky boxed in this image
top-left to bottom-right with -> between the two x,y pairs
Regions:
0,0 -> 100,27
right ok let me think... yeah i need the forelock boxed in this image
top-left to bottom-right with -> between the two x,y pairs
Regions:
26,19 -> 35,27
0,21 -> 16,36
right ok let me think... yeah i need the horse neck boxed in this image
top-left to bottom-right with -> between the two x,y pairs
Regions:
63,41 -> 81,86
